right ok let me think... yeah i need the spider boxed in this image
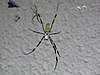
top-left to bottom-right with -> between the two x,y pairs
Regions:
24,4 -> 61,70
31,4 -> 41,24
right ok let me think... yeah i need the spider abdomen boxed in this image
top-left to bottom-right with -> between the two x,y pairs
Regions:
44,35 -> 49,40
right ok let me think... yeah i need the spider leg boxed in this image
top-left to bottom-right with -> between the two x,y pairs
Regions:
28,28 -> 44,35
37,14 -> 41,23
54,57 -> 58,70
50,3 -> 60,32
24,36 -> 44,55
37,14 -> 45,32
49,36 -> 60,70
49,36 -> 60,57
32,13 -> 41,23
32,15 -> 36,23
50,13 -> 57,32
34,4 -> 37,11
49,31 -> 61,35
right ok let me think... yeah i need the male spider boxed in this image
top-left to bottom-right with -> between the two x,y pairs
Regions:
31,4 -> 41,24
24,4 -> 61,70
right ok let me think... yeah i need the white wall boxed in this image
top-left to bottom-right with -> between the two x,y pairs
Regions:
0,0 -> 100,75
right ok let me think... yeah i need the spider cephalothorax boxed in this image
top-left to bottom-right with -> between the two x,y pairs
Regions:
24,3 -> 61,70
44,23 -> 50,40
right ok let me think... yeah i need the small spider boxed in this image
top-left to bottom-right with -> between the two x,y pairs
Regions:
24,4 -> 61,70
31,4 -> 41,24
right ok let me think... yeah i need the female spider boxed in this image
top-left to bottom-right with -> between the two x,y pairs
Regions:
24,4 -> 61,70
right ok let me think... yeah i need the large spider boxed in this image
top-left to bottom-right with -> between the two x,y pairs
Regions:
24,4 -> 61,70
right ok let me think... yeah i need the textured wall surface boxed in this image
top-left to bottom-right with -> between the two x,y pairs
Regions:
0,0 -> 100,75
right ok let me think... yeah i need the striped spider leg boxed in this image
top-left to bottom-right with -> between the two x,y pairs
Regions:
24,35 -> 45,55
49,36 -> 60,70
